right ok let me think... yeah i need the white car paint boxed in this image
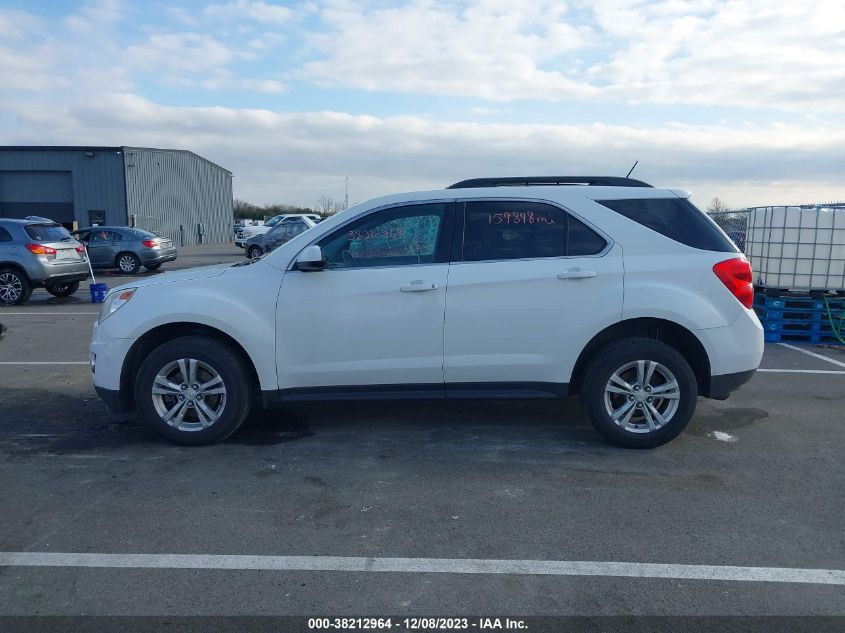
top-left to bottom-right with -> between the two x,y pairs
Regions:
91,182 -> 764,431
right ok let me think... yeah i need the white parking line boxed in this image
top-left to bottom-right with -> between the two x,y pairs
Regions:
0,552 -> 842,585
777,343 -> 845,369
0,362 -> 89,365
757,368 -> 845,374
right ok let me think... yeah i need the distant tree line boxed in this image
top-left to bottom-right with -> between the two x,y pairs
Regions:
233,195 -> 345,220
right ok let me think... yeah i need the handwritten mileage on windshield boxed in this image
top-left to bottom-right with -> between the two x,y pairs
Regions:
488,211 -> 556,224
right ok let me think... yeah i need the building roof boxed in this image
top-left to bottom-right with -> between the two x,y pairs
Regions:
0,145 -> 231,174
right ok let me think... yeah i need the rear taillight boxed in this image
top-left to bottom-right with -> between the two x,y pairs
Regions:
25,243 -> 57,256
141,239 -> 160,249
713,257 -> 753,309
75,244 -> 86,254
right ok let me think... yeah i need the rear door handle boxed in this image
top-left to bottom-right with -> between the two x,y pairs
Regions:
556,269 -> 597,280
400,280 -> 439,292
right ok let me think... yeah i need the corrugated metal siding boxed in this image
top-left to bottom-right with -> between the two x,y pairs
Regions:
123,148 -> 233,246
0,148 -> 127,226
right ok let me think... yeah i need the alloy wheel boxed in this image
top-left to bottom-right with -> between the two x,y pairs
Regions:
603,360 -> 681,433
151,358 -> 228,432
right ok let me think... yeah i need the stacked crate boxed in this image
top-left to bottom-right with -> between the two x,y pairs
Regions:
754,293 -> 845,343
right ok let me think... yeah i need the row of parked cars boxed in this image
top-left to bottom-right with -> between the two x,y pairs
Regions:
235,213 -> 321,258
0,216 -> 177,305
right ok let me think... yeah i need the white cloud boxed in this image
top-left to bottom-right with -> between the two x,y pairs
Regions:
200,70 -> 286,93
127,32 -> 233,73
64,0 -> 123,32
4,93 -> 843,208
298,0 -> 596,101
203,0 -> 296,24
293,0 -> 845,111
0,7 -> 43,39
588,0 -> 845,111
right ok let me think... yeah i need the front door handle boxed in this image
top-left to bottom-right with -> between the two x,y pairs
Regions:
556,269 -> 597,280
400,280 -> 439,292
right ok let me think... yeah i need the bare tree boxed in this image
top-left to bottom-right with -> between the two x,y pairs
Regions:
316,194 -> 344,216
707,197 -> 730,213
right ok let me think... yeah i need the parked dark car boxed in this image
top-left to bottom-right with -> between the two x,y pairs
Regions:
0,217 -> 89,305
72,227 -> 177,274
244,217 -> 315,259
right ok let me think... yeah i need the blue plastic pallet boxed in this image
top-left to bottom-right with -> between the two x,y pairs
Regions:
764,330 -> 840,344
754,307 -> 828,322
754,293 -> 845,309
761,320 -> 832,334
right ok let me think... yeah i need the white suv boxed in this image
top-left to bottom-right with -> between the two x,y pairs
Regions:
90,176 -> 763,448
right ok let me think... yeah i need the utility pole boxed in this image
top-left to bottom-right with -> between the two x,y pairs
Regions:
344,176 -> 349,209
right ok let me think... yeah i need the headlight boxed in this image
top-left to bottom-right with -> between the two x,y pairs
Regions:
98,288 -> 137,323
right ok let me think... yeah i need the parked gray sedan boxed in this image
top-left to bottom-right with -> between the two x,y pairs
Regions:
0,217 -> 90,305
72,227 -> 177,274
244,217 -> 315,259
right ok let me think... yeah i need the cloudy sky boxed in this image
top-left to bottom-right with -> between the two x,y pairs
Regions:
0,0 -> 843,209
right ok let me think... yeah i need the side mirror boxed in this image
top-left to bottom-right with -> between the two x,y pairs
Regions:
294,245 -> 325,272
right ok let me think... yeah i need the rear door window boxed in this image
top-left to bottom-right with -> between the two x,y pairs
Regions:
0,227 -> 12,242
460,201 -> 607,261
596,198 -> 737,252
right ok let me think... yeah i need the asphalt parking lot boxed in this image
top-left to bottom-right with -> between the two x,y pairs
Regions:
0,244 -> 843,620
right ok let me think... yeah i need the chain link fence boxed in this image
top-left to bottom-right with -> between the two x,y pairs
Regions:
707,210 -> 750,253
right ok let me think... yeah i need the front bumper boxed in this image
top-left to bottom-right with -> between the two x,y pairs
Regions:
95,385 -> 133,414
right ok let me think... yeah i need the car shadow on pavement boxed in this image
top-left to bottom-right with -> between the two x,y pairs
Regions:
0,385 -> 771,456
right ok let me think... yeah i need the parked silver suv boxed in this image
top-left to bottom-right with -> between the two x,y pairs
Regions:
0,218 -> 90,305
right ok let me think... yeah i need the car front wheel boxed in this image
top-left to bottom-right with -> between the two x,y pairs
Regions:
581,338 -> 698,448
247,246 -> 263,259
134,336 -> 252,445
45,281 -> 80,297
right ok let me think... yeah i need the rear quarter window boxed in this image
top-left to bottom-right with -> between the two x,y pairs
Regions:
596,198 -> 737,252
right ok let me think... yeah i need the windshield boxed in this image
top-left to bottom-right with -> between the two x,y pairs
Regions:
25,223 -> 73,242
264,216 -> 283,228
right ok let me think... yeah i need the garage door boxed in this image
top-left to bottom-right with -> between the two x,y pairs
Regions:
0,171 -> 74,223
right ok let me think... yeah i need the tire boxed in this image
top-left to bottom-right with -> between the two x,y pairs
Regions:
144,263 -> 162,271
45,281 -> 80,297
116,252 -> 141,274
0,268 -> 31,306
581,338 -> 698,448
247,246 -> 263,259
134,335 -> 252,445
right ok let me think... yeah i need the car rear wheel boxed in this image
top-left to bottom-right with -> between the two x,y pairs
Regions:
135,335 -> 252,445
117,252 -> 141,274
45,281 -> 80,297
581,338 -> 698,448
144,263 -> 162,271
247,245 -> 263,259
0,269 -> 30,306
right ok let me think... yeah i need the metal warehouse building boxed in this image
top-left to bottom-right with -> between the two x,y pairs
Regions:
0,146 -> 233,246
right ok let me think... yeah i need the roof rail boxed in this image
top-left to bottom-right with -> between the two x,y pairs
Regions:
446,176 -> 653,189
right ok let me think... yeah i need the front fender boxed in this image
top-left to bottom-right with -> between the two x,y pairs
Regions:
98,263 -> 282,390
